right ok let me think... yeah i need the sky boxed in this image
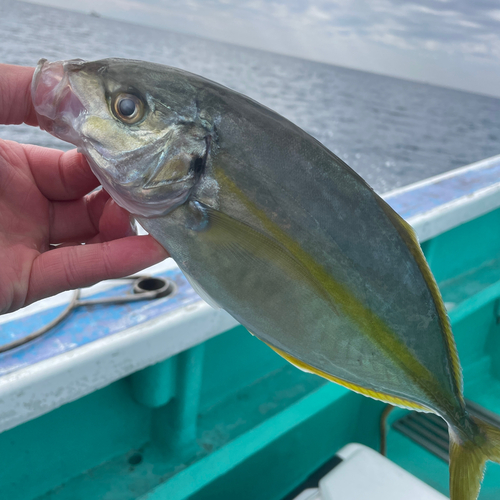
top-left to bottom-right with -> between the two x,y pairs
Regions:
27,0 -> 500,98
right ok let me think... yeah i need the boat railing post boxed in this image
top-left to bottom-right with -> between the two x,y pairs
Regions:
129,356 -> 177,409
150,344 -> 206,455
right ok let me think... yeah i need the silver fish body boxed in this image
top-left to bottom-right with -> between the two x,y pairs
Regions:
139,86 -> 461,418
31,58 -> 500,500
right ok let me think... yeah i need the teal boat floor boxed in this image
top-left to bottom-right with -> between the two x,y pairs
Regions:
34,363 -> 325,500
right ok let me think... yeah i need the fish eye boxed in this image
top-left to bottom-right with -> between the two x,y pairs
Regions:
112,93 -> 144,124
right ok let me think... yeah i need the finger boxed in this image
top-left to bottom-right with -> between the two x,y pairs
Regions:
85,199 -> 137,244
49,188 -> 111,243
51,193 -> 137,244
0,64 -> 38,126
26,236 -> 169,305
23,145 -> 99,200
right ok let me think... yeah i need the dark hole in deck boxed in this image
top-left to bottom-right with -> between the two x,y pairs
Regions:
133,277 -> 175,298
128,452 -> 143,465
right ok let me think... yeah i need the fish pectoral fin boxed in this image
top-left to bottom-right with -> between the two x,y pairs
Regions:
198,203 -> 333,304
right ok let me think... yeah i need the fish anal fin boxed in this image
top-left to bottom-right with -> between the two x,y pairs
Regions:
265,341 -> 429,412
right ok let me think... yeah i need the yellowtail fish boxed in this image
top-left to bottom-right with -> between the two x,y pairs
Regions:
32,58 -> 500,500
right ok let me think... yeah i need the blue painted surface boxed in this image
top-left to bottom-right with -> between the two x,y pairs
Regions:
0,269 -> 201,376
385,159 -> 500,219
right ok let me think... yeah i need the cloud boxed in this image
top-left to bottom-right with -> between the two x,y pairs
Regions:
27,0 -> 500,97
489,10 -> 500,22
406,4 -> 459,16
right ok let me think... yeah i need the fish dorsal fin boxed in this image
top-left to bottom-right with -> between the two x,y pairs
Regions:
375,198 -> 464,402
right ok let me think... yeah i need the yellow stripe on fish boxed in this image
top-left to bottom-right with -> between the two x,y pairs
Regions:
215,168 -> 459,416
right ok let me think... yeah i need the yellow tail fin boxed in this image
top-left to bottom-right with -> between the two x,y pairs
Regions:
449,416 -> 500,500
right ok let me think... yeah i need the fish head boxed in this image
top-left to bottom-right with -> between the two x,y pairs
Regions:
32,58 -> 212,216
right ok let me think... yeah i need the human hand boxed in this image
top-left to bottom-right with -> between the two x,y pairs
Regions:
0,64 -> 169,314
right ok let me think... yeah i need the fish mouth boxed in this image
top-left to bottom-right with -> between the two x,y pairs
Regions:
31,58 -> 86,145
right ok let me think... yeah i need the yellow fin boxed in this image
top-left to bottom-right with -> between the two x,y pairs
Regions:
375,198 -> 464,401
449,416 -> 500,500
265,341 -> 429,412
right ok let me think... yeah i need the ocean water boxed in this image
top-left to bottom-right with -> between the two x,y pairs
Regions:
1,0 -> 499,193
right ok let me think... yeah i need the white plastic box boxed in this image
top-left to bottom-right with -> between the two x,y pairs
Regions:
293,443 -> 447,500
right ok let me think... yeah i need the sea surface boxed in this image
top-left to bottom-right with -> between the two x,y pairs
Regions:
1,0 -> 499,193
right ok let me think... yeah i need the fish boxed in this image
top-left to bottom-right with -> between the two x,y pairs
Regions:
31,57 -> 500,500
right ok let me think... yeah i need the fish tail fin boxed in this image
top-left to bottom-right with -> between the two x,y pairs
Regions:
449,416 -> 500,500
